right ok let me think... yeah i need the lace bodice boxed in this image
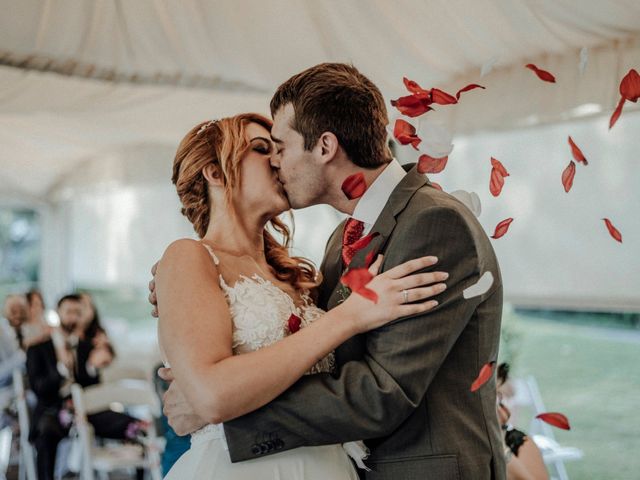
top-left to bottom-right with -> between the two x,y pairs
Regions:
205,244 -> 335,375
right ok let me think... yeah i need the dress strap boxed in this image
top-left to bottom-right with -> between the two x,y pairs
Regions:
200,242 -> 220,266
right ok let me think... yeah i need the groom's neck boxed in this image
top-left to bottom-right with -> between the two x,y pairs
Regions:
328,162 -> 388,216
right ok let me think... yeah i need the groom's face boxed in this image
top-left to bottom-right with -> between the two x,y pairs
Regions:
270,104 -> 326,209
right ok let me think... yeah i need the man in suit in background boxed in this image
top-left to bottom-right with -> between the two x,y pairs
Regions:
26,294 -> 140,480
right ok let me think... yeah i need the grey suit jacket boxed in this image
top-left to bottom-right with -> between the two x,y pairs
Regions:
224,165 -> 506,480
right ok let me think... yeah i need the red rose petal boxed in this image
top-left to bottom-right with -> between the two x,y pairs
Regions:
455,83 -> 485,100
562,161 -> 576,193
491,218 -> 513,239
393,119 -> 421,149
490,157 -> 509,177
430,182 -> 443,191
609,96 -> 626,130
340,268 -> 378,303
470,361 -> 495,392
363,249 -> 377,269
403,77 -> 430,95
568,136 -> 588,165
342,173 -> 367,200
390,93 -> 433,117
620,68 -> 640,102
603,218 -> 623,243
525,63 -> 556,83
417,154 -> 448,174
536,412 -> 571,430
287,314 -> 302,334
489,158 -> 509,197
350,232 -> 379,254
430,88 -> 458,105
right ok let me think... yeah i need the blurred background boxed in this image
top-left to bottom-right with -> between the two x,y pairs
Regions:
1,1 -> 639,479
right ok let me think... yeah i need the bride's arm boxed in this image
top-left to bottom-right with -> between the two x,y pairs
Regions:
157,239 -> 443,424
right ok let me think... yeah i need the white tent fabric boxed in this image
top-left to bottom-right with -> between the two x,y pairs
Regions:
1,0 -> 639,310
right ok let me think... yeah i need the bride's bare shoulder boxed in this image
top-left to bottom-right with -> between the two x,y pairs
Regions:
159,239 -> 216,273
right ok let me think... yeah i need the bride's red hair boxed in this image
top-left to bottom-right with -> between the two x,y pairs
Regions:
172,113 -> 320,292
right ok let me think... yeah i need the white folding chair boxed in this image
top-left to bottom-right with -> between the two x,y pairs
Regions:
11,370 -> 36,480
510,375 -> 583,480
71,380 -> 162,480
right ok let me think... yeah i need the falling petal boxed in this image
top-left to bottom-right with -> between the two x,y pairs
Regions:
430,182 -> 443,191
455,83 -> 485,100
491,218 -> 513,239
525,63 -> 556,83
579,47 -> 588,75
481,56 -> 500,77
620,68 -> 640,102
350,232 -> 380,266
568,136 -> 588,165
341,268 -> 378,303
609,96 -> 625,129
431,88 -> 458,105
393,119 -> 421,149
418,154 -> 448,174
603,218 -> 623,243
490,157 -> 509,177
463,271 -> 494,299
342,173 -> 367,200
288,314 -> 302,333
364,249 -> 377,269
450,190 -> 482,217
470,361 -> 495,392
536,412 -> 571,430
416,118 -> 454,158
391,93 -> 433,117
403,77 -> 430,95
562,161 -> 576,193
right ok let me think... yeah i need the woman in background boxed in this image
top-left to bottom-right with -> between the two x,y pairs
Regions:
21,289 -> 50,348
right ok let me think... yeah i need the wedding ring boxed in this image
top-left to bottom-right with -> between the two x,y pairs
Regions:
402,289 -> 409,304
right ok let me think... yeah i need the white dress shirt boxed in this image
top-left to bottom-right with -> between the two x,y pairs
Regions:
351,159 -> 407,235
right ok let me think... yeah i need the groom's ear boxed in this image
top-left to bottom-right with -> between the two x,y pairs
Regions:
317,132 -> 339,165
202,164 -> 224,186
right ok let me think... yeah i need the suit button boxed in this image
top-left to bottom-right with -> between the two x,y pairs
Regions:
251,444 -> 261,455
274,439 -> 284,449
260,443 -> 269,454
266,440 -> 274,451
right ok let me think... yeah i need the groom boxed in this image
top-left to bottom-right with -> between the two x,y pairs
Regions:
154,63 -> 505,479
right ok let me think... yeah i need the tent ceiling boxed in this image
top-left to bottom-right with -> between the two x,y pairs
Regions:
1,0 -> 639,202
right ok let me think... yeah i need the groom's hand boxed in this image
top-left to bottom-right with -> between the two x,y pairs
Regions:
159,367 -> 208,436
149,261 -> 159,317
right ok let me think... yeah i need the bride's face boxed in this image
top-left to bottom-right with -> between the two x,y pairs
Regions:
233,122 -> 290,218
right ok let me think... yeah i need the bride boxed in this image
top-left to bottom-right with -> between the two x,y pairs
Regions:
156,113 -> 447,479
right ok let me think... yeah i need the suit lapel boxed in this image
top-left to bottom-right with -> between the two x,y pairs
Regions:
326,164 -> 429,309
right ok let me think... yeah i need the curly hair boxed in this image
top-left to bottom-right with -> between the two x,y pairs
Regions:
172,113 -> 320,292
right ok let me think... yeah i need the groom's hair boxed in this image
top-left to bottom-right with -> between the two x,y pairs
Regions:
271,63 -> 391,168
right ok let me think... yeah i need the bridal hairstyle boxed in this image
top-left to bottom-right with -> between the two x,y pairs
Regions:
172,113 -> 319,291
270,62 -> 392,169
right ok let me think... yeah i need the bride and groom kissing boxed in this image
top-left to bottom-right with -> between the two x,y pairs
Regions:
150,63 -> 505,479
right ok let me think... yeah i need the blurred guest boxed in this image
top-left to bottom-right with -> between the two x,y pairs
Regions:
1,294 -> 28,349
26,294 -> 143,480
76,293 -> 115,372
498,363 -> 549,480
0,309 -> 25,388
22,289 -> 51,348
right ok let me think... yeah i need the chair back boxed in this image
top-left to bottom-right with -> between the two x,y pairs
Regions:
11,370 -> 36,480
80,380 -> 161,418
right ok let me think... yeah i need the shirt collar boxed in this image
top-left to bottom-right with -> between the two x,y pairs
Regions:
352,159 -> 407,226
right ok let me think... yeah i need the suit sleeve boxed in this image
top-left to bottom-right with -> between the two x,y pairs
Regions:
223,206 -> 487,461
26,345 -> 64,398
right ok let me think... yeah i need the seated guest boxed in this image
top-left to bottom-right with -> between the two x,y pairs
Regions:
0,310 -> 25,388
76,292 -> 115,380
498,363 -> 549,480
22,289 -> 51,348
1,294 -> 28,349
26,294 -> 144,480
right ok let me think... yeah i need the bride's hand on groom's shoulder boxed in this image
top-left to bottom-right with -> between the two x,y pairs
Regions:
342,255 -> 448,334
149,261 -> 159,317
159,367 -> 208,435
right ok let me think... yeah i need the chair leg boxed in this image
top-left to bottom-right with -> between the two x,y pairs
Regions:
555,459 -> 570,480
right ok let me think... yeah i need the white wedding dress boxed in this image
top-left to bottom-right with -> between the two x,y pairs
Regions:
163,244 -> 360,479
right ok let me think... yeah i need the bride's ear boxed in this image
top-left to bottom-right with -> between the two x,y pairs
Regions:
203,164 -> 224,186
